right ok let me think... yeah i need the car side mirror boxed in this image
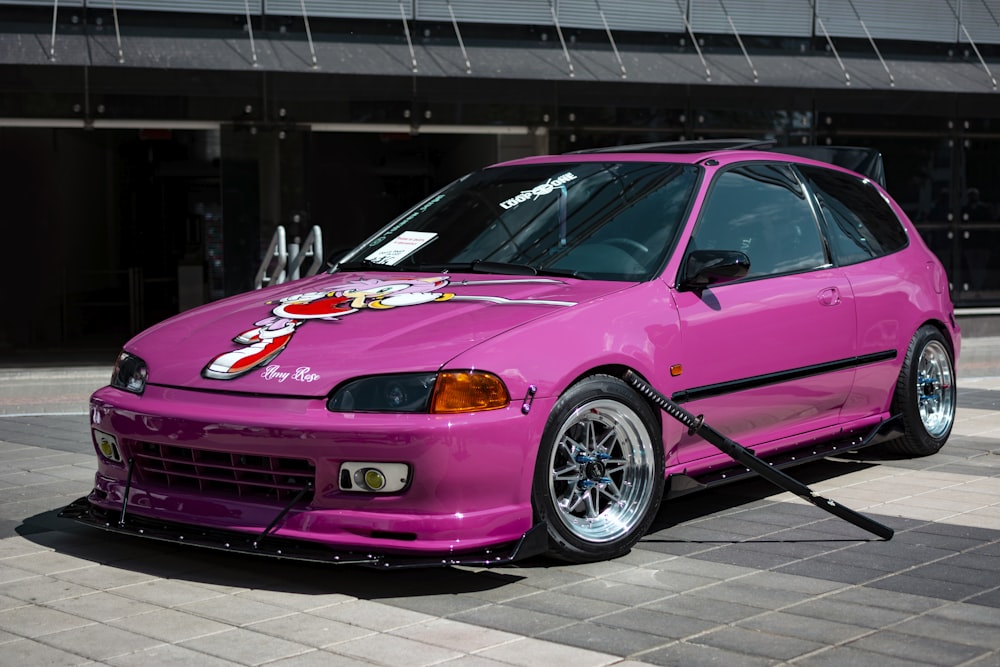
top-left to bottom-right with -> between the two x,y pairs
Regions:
680,249 -> 750,291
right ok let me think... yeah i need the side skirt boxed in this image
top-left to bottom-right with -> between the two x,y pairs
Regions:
664,414 -> 904,499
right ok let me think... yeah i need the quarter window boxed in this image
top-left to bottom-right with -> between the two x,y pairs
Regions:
800,165 -> 908,265
691,164 -> 827,279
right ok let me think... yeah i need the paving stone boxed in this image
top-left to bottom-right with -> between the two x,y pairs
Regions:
0,604 -> 93,638
555,577 -> 676,607
794,645 -> 941,667
690,625 -> 825,661
846,629 -> 989,666
46,590 -> 160,622
1,637 -> 98,666
637,640 -> 775,667
591,605 -> 718,640
503,589 -> 627,620
642,593 -> 763,625
867,572 -> 988,601
36,622 -> 163,661
540,620 -> 668,655
686,580 -> 817,610
891,614 -> 1000,650
180,627 -> 313,666
449,604 -> 572,637
330,631 -> 463,666
247,613 -> 374,648
736,610 -> 871,645
177,595 -> 292,626
0,574 -> 96,604
473,636 -> 619,667
775,557 -> 897,585
105,643 -> 244,666
782,596 -> 914,629
389,617 -> 519,653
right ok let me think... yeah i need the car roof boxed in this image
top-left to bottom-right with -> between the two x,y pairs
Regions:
501,139 -> 887,189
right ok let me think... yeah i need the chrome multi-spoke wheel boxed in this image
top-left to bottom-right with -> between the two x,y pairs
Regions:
533,375 -> 663,562
889,325 -> 956,456
916,339 -> 955,438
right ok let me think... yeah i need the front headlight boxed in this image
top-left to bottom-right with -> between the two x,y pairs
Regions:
328,373 -> 438,413
111,351 -> 148,394
327,371 -> 509,414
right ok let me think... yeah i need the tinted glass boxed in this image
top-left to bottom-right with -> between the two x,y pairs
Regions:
800,165 -> 908,265
691,163 -> 827,279
338,162 -> 699,281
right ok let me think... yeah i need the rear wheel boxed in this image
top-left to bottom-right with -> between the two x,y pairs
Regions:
887,325 -> 956,456
532,375 -> 664,562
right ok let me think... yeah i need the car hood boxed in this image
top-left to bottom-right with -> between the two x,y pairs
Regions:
128,272 -> 629,396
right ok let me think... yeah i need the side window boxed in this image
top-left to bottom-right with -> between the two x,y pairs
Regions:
800,165 -> 908,266
692,164 -> 827,279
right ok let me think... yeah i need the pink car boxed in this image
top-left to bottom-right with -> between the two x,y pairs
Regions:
64,140 -> 959,565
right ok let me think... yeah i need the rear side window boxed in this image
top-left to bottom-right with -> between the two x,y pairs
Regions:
800,166 -> 908,265
692,163 -> 827,279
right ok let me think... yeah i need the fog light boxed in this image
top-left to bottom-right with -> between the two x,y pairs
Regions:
94,430 -> 121,462
339,462 -> 410,493
361,468 -> 386,491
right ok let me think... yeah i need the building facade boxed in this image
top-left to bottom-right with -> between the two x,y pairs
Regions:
1,0 -> 999,351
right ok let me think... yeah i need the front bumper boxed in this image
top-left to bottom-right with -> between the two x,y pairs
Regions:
59,496 -> 549,568
83,384 -> 554,555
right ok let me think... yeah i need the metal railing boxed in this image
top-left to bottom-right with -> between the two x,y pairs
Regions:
254,225 -> 324,289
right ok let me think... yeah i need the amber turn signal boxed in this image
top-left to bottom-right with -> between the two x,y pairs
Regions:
430,371 -> 510,413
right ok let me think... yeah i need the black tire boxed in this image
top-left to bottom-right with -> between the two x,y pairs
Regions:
532,374 -> 664,562
886,325 -> 956,456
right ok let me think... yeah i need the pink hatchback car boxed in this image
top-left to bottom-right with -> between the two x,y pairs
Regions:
64,140 -> 959,566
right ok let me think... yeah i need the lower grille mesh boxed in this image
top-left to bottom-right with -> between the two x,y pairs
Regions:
133,442 -> 315,502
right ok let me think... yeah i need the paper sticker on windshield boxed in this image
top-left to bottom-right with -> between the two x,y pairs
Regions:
499,172 -> 577,211
364,231 -> 438,266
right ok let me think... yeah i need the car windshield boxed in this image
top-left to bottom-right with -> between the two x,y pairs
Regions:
337,161 -> 699,280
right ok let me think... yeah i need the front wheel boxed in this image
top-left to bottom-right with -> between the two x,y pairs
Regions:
887,325 -> 956,456
532,375 -> 664,562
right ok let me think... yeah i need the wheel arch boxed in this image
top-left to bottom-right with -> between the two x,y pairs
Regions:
562,364 -> 664,430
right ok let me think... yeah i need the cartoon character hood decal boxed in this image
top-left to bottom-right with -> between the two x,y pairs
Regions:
125,272 -> 621,396
203,276 -> 575,381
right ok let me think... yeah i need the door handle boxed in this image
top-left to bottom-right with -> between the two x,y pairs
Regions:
818,287 -> 841,306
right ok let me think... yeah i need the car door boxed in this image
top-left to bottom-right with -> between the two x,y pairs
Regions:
671,162 -> 858,463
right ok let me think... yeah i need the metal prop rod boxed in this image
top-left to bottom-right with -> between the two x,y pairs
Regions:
299,0 -> 318,68
816,16 -> 850,86
108,0 -> 124,63
943,0 -> 997,90
244,0 -> 259,67
676,0 -> 711,81
549,0 -> 575,77
594,0 -> 626,78
624,371 -> 894,540
399,1 -> 418,72
846,0 -> 893,87
960,23 -> 998,90
719,0 -> 757,83
118,458 -> 135,528
49,0 -> 58,60
254,483 -> 314,548
446,0 -> 471,74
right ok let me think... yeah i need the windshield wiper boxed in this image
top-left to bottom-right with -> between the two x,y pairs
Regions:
405,261 -> 540,276
339,259 -> 581,279
471,260 -> 539,275
470,261 -> 579,278
335,259 -> 408,272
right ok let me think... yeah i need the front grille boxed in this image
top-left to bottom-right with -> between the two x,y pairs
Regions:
133,442 -> 315,503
